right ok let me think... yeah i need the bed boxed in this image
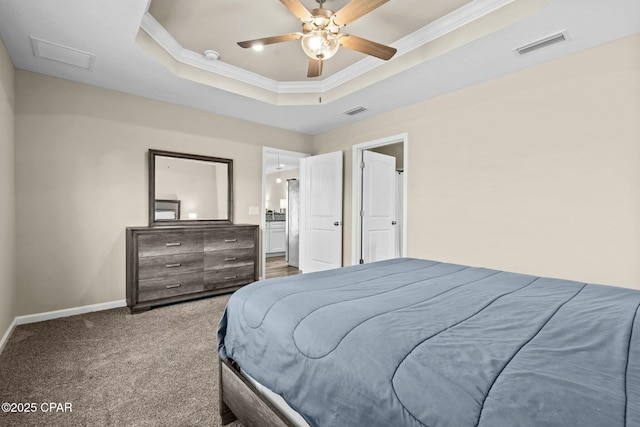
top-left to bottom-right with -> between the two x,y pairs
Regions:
217,258 -> 640,427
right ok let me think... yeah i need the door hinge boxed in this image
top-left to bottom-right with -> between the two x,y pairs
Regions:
359,161 -> 365,169
359,210 -> 364,217
359,259 -> 364,264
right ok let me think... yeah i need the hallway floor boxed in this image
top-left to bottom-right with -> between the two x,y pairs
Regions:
266,256 -> 301,279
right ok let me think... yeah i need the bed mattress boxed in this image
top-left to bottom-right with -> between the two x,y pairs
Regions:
218,258 -> 640,427
240,367 -> 310,427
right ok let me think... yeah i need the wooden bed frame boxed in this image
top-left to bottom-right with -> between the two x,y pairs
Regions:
219,358 -> 297,427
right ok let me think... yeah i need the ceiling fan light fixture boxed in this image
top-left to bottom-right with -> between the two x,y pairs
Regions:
301,30 -> 339,60
237,0 -> 395,77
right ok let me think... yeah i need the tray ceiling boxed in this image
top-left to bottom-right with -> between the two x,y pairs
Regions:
139,0 -> 555,105
148,0 -> 472,82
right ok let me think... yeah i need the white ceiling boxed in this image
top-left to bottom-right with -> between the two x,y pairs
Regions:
0,0 -> 638,135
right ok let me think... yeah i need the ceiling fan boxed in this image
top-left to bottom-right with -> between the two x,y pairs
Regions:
237,0 -> 397,78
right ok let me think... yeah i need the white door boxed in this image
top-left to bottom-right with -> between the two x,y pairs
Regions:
361,150 -> 396,263
300,151 -> 343,273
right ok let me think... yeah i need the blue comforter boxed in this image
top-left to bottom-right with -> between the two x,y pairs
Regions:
218,258 -> 640,427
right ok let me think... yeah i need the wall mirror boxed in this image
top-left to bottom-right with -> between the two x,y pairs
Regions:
149,149 -> 233,226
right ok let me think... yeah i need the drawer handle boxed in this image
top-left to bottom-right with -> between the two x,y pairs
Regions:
224,276 -> 238,280
166,284 -> 182,289
166,242 -> 182,247
166,263 -> 182,268
224,239 -> 238,243
224,257 -> 237,261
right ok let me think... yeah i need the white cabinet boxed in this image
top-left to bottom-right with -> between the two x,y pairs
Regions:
266,221 -> 286,254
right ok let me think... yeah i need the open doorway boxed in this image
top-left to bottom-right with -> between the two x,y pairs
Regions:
352,134 -> 408,265
262,147 -> 310,279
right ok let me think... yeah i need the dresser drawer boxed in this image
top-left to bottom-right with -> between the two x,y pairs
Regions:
204,266 -> 255,291
138,253 -> 204,279
204,227 -> 255,251
138,231 -> 203,257
204,248 -> 255,271
138,272 -> 204,302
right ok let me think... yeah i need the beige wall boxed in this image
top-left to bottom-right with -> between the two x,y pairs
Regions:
313,33 -> 640,290
15,71 -> 312,316
0,37 -> 16,340
7,32 -> 640,321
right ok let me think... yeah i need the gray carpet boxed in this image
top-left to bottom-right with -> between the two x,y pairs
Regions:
0,295 -> 243,426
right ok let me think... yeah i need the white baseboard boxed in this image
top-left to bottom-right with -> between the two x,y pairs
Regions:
0,299 -> 127,355
0,316 -> 18,356
14,299 -> 127,326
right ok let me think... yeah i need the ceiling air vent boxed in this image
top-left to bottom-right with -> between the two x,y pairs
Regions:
343,106 -> 368,116
515,31 -> 569,56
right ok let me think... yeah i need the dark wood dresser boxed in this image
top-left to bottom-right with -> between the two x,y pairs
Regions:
126,225 -> 259,313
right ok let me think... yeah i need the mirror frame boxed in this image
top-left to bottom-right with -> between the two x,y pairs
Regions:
148,149 -> 233,226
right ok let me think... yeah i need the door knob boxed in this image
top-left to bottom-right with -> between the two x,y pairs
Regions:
392,221 -> 397,225
334,221 -> 341,226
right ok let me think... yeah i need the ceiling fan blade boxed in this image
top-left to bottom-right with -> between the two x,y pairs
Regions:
339,34 -> 397,60
332,0 -> 389,26
280,0 -> 313,21
307,58 -> 323,78
237,33 -> 302,49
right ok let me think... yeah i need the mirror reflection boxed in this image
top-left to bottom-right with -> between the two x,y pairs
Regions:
149,150 -> 232,225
